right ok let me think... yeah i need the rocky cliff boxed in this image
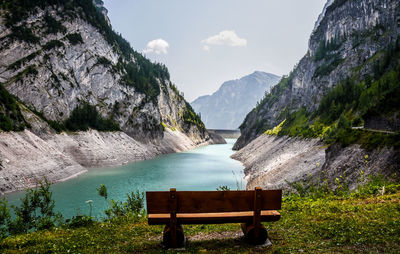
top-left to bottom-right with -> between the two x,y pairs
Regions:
232,0 -> 400,190
0,0 -> 209,142
0,0 -> 221,194
235,0 -> 400,150
191,71 -> 280,130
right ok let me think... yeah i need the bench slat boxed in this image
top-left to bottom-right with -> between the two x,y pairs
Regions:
148,210 -> 281,225
146,190 -> 282,214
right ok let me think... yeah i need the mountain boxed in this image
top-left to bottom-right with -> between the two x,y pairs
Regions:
235,0 -> 400,150
0,0 -> 222,194
232,0 -> 400,190
191,71 -> 280,130
93,0 -> 111,27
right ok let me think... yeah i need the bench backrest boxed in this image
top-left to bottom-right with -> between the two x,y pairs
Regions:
146,188 -> 282,214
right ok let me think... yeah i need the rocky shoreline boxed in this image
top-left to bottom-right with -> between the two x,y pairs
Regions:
232,134 -> 399,191
0,129 -> 222,195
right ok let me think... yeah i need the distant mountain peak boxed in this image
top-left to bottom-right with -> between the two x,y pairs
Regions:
191,71 -> 281,130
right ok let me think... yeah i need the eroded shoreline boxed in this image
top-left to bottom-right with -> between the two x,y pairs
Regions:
0,129 -> 220,195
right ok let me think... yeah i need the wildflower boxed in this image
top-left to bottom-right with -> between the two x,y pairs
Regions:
380,186 -> 385,196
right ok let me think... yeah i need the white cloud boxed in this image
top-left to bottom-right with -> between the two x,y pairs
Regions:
201,30 -> 247,50
143,39 -> 170,54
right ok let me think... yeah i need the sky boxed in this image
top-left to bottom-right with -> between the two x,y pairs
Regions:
103,0 -> 327,102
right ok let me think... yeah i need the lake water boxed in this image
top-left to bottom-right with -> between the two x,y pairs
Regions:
4,139 -> 245,219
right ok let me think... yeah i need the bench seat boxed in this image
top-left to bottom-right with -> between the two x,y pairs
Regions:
148,210 -> 281,225
146,188 -> 282,247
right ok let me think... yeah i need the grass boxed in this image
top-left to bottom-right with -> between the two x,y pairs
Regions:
1,190 -> 399,253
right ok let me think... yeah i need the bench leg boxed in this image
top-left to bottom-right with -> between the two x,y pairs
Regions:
163,224 -> 185,248
241,223 -> 268,245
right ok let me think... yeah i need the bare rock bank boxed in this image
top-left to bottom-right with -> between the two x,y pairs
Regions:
0,129 -> 220,195
232,134 -> 399,190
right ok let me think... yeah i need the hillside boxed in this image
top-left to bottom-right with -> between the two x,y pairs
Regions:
0,0 -> 221,194
232,0 -> 400,190
235,0 -> 400,150
191,71 -> 280,130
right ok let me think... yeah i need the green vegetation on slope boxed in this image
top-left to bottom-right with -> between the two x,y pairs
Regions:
1,177 -> 399,253
183,102 -> 205,131
313,36 -> 343,62
240,70 -> 295,134
0,83 -> 27,131
64,103 -> 120,132
262,36 -> 400,149
312,36 -> 345,78
24,102 -> 120,133
65,33 -> 83,45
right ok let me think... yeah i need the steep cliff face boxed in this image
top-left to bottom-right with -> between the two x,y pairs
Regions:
0,0 -> 219,194
235,0 -> 400,149
231,0 -> 400,191
0,0 -> 209,142
93,0 -> 111,27
191,71 -> 280,130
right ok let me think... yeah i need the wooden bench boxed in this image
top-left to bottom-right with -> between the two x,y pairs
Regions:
146,187 -> 282,248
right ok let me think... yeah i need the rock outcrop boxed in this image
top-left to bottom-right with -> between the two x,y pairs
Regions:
232,134 -> 399,190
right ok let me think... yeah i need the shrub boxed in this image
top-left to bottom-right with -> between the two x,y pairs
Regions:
97,184 -> 144,219
313,37 -> 342,62
65,103 -> 120,132
7,51 -> 39,71
66,33 -> 83,45
43,40 -> 64,51
183,102 -> 205,131
264,120 -> 286,135
0,83 -> 26,131
313,55 -> 344,78
8,179 -> 62,234
66,215 -> 94,229
216,186 -> 230,191
96,56 -> 112,67
352,116 -> 363,126
44,12 -> 66,34
124,191 -> 144,214
97,184 -> 108,200
9,26 -> 40,44
0,199 -> 10,239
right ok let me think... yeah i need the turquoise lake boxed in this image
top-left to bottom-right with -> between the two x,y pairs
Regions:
4,139 -> 245,219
